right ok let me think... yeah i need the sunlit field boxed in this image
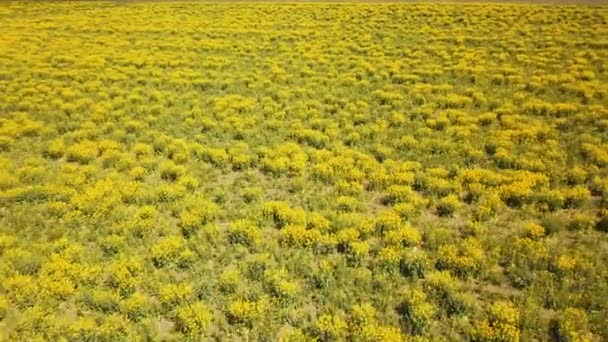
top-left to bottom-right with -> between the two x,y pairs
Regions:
1,2 -> 608,341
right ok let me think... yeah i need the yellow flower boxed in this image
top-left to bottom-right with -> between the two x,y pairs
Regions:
175,302 -> 212,334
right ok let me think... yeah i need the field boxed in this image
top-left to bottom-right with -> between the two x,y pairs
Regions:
1,2 -> 608,341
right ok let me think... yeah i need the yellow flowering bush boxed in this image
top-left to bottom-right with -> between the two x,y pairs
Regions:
150,235 -> 194,268
159,160 -> 186,182
0,295 -> 9,321
108,257 -> 142,295
178,198 -> 218,237
316,313 -> 349,340
474,301 -> 520,342
84,289 -> 120,313
551,308 -> 596,342
264,268 -> 301,299
375,210 -> 403,233
384,185 -> 416,205
227,296 -> 270,326
263,201 -> 307,228
400,248 -> 430,279
335,196 -> 359,212
43,139 -> 64,159
121,291 -> 152,320
437,194 -> 463,217
437,237 -> 484,278
227,219 -> 262,247
175,302 -> 212,335
159,283 -> 194,306
280,224 -> 322,249
523,223 -> 545,240
398,288 -> 436,335
65,141 -> 99,164
385,224 -> 422,247
423,271 -> 471,316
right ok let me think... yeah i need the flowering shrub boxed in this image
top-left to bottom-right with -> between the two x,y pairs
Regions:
44,139 -> 65,159
121,292 -> 152,320
159,160 -> 186,182
159,283 -> 193,306
262,201 -> 307,228
178,198 -> 218,237
383,185 -> 415,205
437,238 -> 484,278
175,302 -> 212,335
0,295 -> 9,321
264,268 -> 301,300
316,313 -> 348,340
424,271 -> 470,316
437,194 -> 462,217
385,225 -> 422,247
107,258 -> 142,295
65,141 -> 98,164
151,236 -> 194,268
400,248 -> 430,279
279,224 -> 322,249
227,297 -> 269,326
474,301 -> 520,342
398,288 -> 436,335
551,308 -> 596,342
227,220 -> 262,247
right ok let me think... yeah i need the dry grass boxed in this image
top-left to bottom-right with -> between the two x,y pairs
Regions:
107,0 -> 608,5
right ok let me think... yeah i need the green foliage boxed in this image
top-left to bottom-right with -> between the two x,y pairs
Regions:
596,210 -> 608,233
551,308 -> 596,342
85,289 -> 120,313
424,271 -> 472,316
398,288 -> 436,335
400,248 -> 430,279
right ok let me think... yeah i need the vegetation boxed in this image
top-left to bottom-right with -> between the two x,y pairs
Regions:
1,2 -> 607,340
